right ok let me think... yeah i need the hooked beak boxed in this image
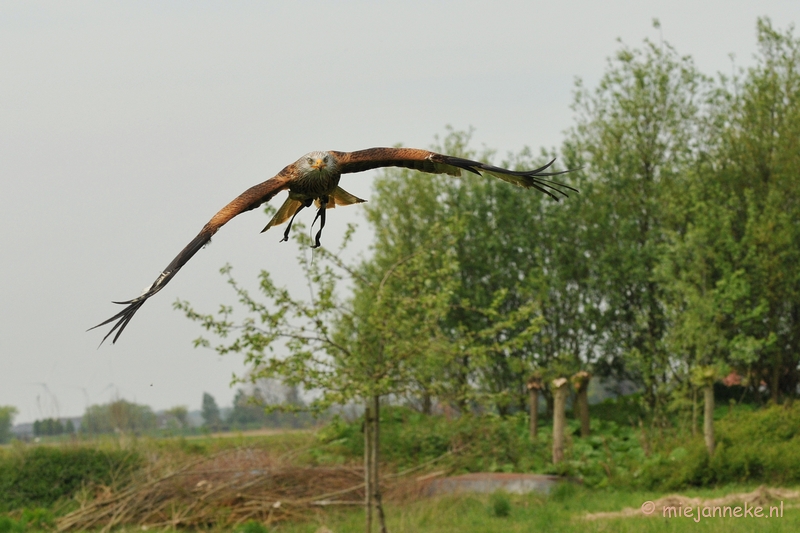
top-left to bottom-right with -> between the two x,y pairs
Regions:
312,159 -> 325,170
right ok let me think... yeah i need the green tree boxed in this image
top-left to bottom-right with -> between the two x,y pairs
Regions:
0,406 -> 18,444
566,31 -> 712,420
81,400 -> 157,434
709,19 -> 800,402
164,405 -> 189,431
513,151 -> 604,419
81,405 -> 112,434
364,131 -> 560,415
33,418 -> 65,436
657,19 -> 800,410
227,389 -> 268,428
201,393 -> 222,431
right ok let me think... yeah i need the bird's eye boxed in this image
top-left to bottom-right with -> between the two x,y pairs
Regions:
307,158 -> 314,164
323,156 -> 329,163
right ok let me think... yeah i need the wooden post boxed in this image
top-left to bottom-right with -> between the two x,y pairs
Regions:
552,377 -> 569,464
693,366 -> 717,456
571,371 -> 592,437
527,375 -> 543,439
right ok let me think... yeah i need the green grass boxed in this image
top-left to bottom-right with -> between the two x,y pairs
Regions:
0,428 -> 316,459
4,487 -> 795,533
274,486 -> 799,533
151,428 -> 315,456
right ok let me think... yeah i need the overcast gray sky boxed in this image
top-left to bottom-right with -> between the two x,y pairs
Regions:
2,1 -> 798,423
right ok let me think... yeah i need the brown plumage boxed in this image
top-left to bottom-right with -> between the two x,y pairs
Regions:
89,147 -> 577,344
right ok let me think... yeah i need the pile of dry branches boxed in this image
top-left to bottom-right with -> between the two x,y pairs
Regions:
56,448 -> 369,531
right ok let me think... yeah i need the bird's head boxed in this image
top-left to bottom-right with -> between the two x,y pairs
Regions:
299,151 -> 336,175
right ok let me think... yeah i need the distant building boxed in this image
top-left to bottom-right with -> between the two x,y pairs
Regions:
11,422 -> 33,439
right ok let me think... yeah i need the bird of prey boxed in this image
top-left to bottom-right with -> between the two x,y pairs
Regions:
90,147 -> 576,345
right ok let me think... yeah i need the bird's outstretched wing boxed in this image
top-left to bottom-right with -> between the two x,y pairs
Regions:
89,172 -> 293,345
333,147 -> 577,200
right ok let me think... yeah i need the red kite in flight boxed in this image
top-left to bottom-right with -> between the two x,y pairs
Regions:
90,147 -> 576,344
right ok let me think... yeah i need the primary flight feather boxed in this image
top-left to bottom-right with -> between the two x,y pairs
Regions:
90,147 -> 577,345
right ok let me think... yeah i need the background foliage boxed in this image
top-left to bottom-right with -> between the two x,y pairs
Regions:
176,16 -> 800,443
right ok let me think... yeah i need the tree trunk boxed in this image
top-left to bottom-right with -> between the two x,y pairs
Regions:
572,371 -> 591,437
364,401 -> 373,533
455,355 -> 470,411
771,361 -> 781,404
691,386 -> 697,437
552,378 -> 569,464
372,395 -> 387,533
576,388 -> 590,437
421,391 -> 432,415
527,375 -> 543,440
703,385 -> 715,455
529,389 -> 539,439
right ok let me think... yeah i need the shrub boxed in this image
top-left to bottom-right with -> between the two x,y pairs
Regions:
591,394 -> 646,426
315,401 -> 800,491
0,446 -> 141,511
316,407 -> 547,473
634,404 -> 800,489
489,491 -> 511,517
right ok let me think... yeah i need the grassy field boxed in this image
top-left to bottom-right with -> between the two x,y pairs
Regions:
3,486 -> 797,532
271,485 -> 799,533
5,402 -> 800,532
